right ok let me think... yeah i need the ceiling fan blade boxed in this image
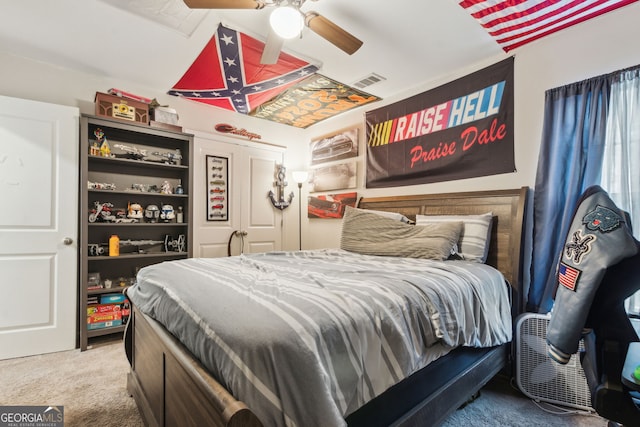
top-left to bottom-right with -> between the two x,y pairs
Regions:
304,12 -> 363,55
261,29 -> 285,64
183,0 -> 265,9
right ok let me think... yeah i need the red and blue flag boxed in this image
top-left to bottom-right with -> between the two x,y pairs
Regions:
169,24 -> 318,114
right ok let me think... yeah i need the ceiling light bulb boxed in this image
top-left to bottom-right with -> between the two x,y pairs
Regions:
270,6 -> 304,39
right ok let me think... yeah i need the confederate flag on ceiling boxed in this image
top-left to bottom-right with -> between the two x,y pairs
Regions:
457,0 -> 638,52
168,23 -> 319,114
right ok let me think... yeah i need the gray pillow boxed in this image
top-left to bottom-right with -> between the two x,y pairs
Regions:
353,207 -> 413,223
340,206 -> 462,260
415,212 -> 493,263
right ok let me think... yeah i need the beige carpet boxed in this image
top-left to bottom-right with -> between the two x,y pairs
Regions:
0,337 -> 143,427
441,375 -> 608,427
0,337 -> 609,427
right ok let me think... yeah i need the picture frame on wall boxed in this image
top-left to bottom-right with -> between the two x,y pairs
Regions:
308,192 -> 357,219
309,160 -> 357,193
206,155 -> 228,221
310,127 -> 359,166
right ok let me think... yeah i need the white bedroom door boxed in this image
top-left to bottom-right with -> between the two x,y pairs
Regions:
0,95 -> 79,359
191,130 -> 284,257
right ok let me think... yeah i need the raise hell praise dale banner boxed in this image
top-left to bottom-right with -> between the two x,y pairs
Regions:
365,58 -> 515,188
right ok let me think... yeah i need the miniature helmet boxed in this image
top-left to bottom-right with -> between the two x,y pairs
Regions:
160,204 -> 175,221
144,204 -> 160,222
128,203 -> 143,219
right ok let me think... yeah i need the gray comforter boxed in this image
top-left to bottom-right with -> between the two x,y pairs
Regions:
127,249 -> 512,427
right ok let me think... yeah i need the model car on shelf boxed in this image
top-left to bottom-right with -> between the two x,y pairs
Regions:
150,149 -> 182,165
113,143 -> 147,160
88,181 -> 116,190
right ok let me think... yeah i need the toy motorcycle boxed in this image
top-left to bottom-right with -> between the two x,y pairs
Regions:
88,201 -> 116,223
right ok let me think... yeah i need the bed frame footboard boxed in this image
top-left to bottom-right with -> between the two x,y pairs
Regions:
126,305 -> 263,427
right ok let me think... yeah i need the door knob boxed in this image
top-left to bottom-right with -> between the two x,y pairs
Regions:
63,237 -> 73,245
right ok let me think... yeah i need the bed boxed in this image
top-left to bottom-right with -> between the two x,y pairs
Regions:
124,187 -> 528,427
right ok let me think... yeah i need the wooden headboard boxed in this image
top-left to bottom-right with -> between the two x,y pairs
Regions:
358,187 -> 529,316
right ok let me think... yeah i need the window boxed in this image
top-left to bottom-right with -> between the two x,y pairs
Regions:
600,69 -> 640,317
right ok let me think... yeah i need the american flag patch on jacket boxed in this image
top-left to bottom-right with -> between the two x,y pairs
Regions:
558,262 -> 581,291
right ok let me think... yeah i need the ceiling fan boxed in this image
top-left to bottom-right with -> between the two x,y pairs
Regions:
183,0 -> 363,64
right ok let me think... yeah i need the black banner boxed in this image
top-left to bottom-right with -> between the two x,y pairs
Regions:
365,58 -> 515,188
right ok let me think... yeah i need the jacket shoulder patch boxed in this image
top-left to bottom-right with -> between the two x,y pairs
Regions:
583,205 -> 622,232
558,262 -> 582,291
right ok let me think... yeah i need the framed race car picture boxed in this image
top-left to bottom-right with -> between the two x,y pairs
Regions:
310,127 -> 359,166
308,160 -> 357,193
308,192 -> 357,219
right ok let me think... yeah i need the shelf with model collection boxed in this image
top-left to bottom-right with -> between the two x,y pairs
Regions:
79,114 -> 193,350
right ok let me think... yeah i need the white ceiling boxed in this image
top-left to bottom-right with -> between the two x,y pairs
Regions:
0,0 -> 506,103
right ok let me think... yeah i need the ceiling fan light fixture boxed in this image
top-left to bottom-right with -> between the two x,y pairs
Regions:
270,5 -> 304,39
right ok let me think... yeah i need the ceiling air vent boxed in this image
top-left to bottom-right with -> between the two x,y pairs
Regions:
352,73 -> 386,89
99,0 -> 207,36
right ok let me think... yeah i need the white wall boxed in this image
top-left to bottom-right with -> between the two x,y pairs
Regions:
0,51 -> 307,250
1,3 -> 639,253
302,3 -> 640,250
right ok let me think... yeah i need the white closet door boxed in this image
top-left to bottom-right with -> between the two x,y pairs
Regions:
240,146 -> 284,254
0,95 -> 79,359
191,130 -> 284,257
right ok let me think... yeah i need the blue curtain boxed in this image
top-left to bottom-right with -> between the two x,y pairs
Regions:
529,76 -> 610,313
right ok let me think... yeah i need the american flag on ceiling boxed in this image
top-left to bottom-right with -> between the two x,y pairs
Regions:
457,0 -> 638,52
168,24 -> 319,114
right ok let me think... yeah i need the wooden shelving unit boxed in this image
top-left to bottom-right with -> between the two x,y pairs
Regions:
79,114 -> 193,350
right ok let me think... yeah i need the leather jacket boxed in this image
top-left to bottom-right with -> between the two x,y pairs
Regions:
547,185 -> 638,364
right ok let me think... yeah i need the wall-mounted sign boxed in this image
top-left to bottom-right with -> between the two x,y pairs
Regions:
365,58 -> 515,188
214,123 -> 261,141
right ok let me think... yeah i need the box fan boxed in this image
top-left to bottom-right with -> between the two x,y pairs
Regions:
515,313 -> 593,411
